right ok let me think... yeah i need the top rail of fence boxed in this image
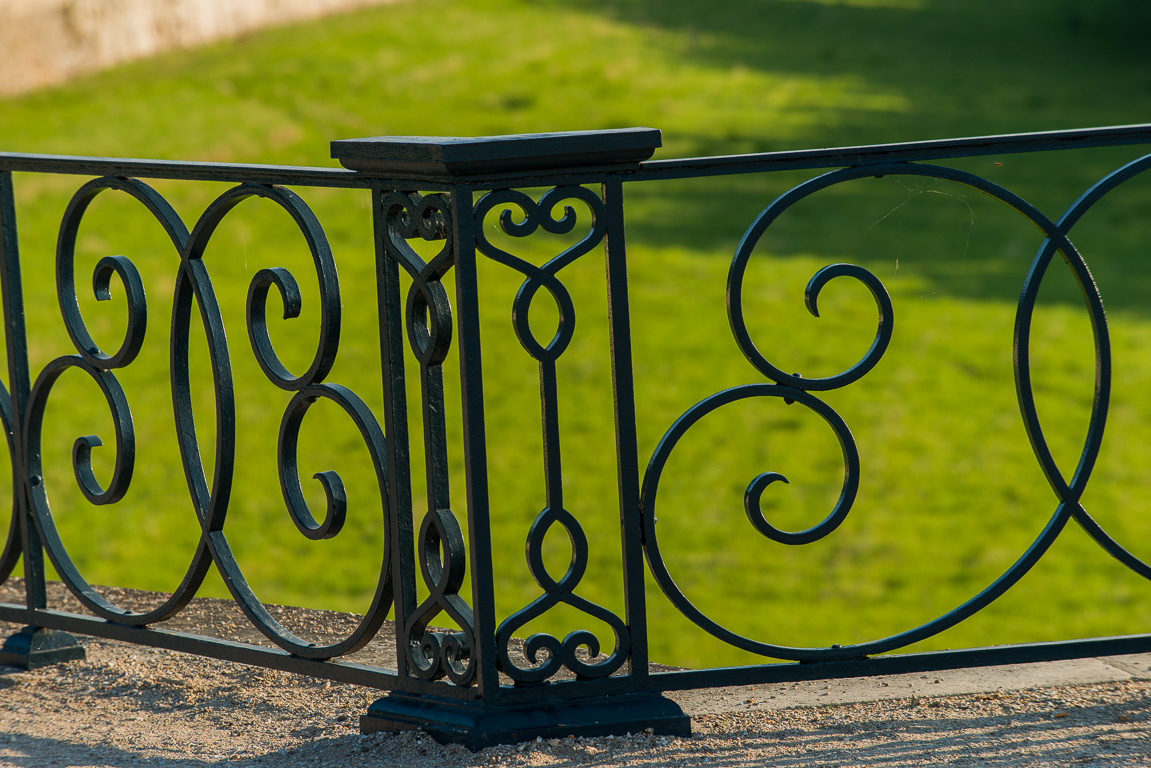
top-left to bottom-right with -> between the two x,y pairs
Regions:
632,123 -> 1151,180
0,153 -> 368,188
8,125 -> 1151,190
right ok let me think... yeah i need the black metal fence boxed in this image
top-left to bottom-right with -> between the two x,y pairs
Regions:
0,125 -> 1150,748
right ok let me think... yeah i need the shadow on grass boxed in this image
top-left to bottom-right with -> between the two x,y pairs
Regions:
545,0 -> 1151,315
558,0 -> 1151,149
620,148 -> 1151,315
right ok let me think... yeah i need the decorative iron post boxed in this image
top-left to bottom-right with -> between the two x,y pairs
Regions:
331,129 -> 691,747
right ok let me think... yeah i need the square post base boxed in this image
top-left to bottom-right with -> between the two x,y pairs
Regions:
0,626 -> 85,669
361,690 -> 691,750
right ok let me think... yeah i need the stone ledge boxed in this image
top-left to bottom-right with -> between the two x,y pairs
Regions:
0,0 -> 406,96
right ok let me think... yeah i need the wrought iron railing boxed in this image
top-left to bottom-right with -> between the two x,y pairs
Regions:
1,125 -> 1150,748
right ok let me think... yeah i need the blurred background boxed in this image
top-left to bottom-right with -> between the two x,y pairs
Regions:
1,0 -> 1150,669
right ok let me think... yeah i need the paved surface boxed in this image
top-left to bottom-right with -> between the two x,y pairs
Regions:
670,652 -> 1151,715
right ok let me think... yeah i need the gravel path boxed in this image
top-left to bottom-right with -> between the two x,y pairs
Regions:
0,583 -> 1147,766
0,644 -> 1148,767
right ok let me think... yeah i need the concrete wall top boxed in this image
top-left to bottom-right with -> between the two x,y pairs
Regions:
0,0 -> 404,96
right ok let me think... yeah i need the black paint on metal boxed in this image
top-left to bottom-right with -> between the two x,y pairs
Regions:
0,170 -> 85,667
361,689 -> 689,749
331,128 -> 662,179
635,123 -> 1151,180
1,124 -> 1150,747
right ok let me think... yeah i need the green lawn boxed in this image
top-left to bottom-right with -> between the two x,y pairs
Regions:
2,0 -> 1151,669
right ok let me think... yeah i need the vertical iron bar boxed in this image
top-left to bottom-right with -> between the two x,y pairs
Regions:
450,185 -> 500,699
373,186 -> 418,681
419,347 -> 452,519
0,171 -> 44,617
602,176 -> 649,683
539,362 -> 564,510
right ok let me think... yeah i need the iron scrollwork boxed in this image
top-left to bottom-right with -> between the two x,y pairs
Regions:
4,126 -> 1151,747
27,175 -> 198,627
25,176 -> 394,659
475,186 -> 630,683
639,166 -> 895,659
1014,154 -> 1151,580
381,190 -> 476,686
640,157 -> 1151,662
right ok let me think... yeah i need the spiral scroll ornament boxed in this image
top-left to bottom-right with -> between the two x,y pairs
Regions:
27,176 -> 203,627
25,178 -> 394,660
405,506 -> 475,684
641,158 -> 1151,661
188,183 -> 392,659
475,186 -> 630,683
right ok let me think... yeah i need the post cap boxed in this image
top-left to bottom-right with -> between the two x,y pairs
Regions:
331,128 -> 661,179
